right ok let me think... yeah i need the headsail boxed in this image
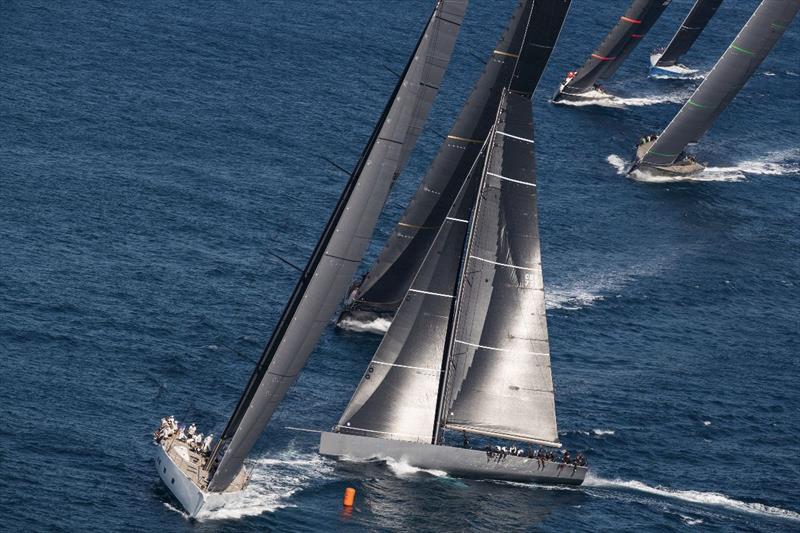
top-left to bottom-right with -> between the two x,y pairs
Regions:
558,0 -> 666,96
440,89 -> 559,448
343,0 -> 572,319
335,147 -> 485,443
205,0 -> 468,492
639,0 -> 799,168
655,0 -> 724,68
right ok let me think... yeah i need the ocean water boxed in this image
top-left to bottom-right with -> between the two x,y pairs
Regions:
1,0 -> 798,531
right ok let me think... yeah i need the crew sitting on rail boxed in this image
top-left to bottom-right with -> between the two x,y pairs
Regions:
188,423 -> 197,438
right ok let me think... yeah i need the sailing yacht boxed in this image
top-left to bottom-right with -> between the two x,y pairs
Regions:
153,0 -> 468,517
321,88 -> 586,486
340,0 -> 572,326
649,0 -> 723,79
553,0 -> 671,104
632,0 -> 799,176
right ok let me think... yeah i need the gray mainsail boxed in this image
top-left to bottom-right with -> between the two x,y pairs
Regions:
335,147 -> 485,443
559,0 -> 664,96
440,90 -> 559,447
344,0 -> 572,318
655,0 -> 724,68
640,0 -> 799,168
205,0 -> 468,492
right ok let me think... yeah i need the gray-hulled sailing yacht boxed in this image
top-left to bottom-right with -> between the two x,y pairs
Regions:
321,88 -> 586,485
632,0 -> 799,176
649,0 -> 724,78
339,0 -> 572,324
553,0 -> 671,103
154,0 -> 468,517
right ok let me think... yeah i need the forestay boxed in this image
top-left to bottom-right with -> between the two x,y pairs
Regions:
442,90 -> 559,447
205,0 -> 468,492
347,0 -> 572,317
656,0 -> 724,67
641,0 -> 799,167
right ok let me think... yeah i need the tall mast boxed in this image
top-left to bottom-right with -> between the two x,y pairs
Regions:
205,0 -> 468,492
655,0 -> 724,68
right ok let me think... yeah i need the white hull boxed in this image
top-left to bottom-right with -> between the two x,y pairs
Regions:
319,432 -> 586,485
649,53 -> 699,79
155,440 -> 247,518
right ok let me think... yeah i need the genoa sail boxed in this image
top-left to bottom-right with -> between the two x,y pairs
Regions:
441,89 -> 559,447
335,148 -> 485,443
655,0 -> 724,68
343,0 -> 572,318
640,0 -> 799,168
205,0 -> 468,492
559,0 -> 666,96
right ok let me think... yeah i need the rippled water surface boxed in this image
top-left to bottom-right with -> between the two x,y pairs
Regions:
2,1 -> 798,531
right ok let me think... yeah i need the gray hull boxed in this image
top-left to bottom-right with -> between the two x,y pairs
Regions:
634,139 -> 705,176
319,432 -> 586,485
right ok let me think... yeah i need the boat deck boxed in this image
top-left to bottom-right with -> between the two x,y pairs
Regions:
162,436 -> 248,493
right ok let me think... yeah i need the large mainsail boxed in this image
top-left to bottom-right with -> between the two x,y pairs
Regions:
655,0 -> 724,68
205,0 -> 468,492
640,0 -> 799,168
343,0 -> 572,318
441,90 -> 559,447
559,0 -> 665,96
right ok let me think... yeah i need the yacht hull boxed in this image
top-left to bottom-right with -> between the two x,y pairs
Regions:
319,432 -> 586,485
649,53 -> 699,79
155,444 -> 209,517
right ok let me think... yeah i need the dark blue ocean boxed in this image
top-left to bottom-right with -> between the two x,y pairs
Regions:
2,0 -> 799,530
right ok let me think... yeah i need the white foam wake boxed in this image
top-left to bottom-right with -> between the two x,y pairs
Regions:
555,88 -> 693,108
585,474 -> 800,522
546,287 -> 606,310
607,149 -> 800,183
337,316 -> 392,334
385,457 -> 448,478
194,449 -> 334,521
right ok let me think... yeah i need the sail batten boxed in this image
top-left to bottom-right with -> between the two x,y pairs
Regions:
205,0 -> 468,491
440,90 -> 559,446
346,0 -> 572,317
641,0 -> 799,167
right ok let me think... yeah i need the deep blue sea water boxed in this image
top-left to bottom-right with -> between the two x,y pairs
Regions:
2,0 -> 799,531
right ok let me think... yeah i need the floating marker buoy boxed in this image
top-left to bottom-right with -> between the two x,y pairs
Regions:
343,487 -> 356,507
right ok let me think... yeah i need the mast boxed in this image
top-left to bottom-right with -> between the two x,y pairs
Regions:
558,0 -> 665,96
655,0 -> 724,68
437,88 -> 560,448
639,0 -> 799,168
205,0 -> 468,492
343,0 -> 572,319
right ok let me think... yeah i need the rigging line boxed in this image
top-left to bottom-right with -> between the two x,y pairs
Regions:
318,155 -> 351,177
266,250 -> 304,274
382,64 -> 402,79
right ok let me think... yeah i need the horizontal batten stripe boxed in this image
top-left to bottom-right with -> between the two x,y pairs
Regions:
631,34 -> 643,38
446,216 -> 468,223
469,254 -> 537,270
337,425 -> 429,440
592,53 -> 615,61
372,360 -> 442,372
647,150 -> 679,158
620,16 -> 642,23
496,131 -> 534,143
493,49 -> 520,58
447,135 -> 483,143
487,172 -> 535,187
454,339 -> 548,356
730,44 -> 755,56
408,288 -> 454,299
686,99 -> 710,109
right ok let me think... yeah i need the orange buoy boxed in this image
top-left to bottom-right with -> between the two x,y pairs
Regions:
343,487 -> 356,507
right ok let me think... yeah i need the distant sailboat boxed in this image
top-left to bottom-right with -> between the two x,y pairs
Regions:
650,0 -> 724,79
320,88 -> 587,486
553,0 -> 672,104
340,0 -> 572,325
632,0 -> 799,176
153,0 -> 468,517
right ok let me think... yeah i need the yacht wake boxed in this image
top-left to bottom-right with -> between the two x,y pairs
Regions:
554,88 -> 693,108
195,449 -> 334,521
385,457 -> 448,478
337,316 -> 392,334
607,149 -> 800,183
584,474 -> 800,522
